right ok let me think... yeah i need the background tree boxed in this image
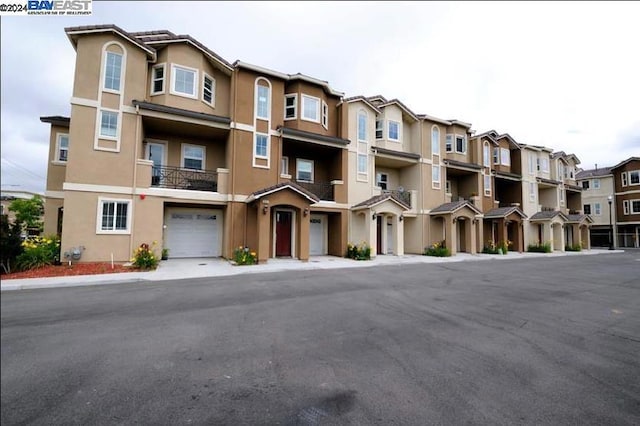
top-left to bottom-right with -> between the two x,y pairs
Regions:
9,195 -> 44,233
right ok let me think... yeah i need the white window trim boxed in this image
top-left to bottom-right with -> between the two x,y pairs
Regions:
529,155 -> 535,175
322,100 -> 328,130
253,133 -> 270,169
55,133 -> 69,163
102,50 -> 123,94
529,182 -> 536,202
594,202 -> 602,215
593,179 -> 600,189
284,93 -> 297,120
256,84 -> 270,120
445,134 -> 453,153
375,119 -> 383,139
357,110 -> 367,142
202,73 -> 216,107
432,165 -> 441,190
296,158 -> 314,182
280,156 -> 289,177
560,187 -> 564,204
541,158 -> 549,173
621,172 -> 628,187
432,125 -> 441,156
357,154 -> 368,181
181,143 -> 206,170
376,172 -> 389,190
96,197 -> 132,235
170,63 -> 199,99
500,148 -> 510,166
483,142 -> 490,167
388,120 -> 401,142
622,200 -> 629,215
454,134 -> 467,154
630,199 -> 640,214
301,94 -> 321,123
96,108 -> 121,143
484,174 -> 491,197
629,170 -> 640,186
150,63 -> 166,96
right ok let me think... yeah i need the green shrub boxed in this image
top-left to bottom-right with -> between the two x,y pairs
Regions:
565,243 -> 582,252
482,240 -> 500,254
527,243 -> 552,253
131,242 -> 159,269
161,248 -> 169,260
233,246 -> 257,265
15,235 -> 60,271
424,241 -> 451,257
1,215 -> 24,274
346,242 -> 371,260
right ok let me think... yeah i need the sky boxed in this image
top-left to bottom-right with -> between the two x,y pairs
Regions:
1,1 -> 639,194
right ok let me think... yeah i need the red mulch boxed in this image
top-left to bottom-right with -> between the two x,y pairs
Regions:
1,262 -> 139,280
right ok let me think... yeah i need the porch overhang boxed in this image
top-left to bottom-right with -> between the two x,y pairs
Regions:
495,171 -> 522,182
536,177 -> 561,188
565,184 -> 582,193
246,182 -> 320,204
352,193 -> 411,212
444,159 -> 482,173
279,126 -> 350,148
484,206 -> 527,220
372,146 -> 420,167
566,214 -> 594,226
430,200 -> 482,217
132,100 -> 231,130
529,210 -> 568,223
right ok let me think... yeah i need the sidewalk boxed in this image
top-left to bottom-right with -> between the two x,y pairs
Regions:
0,249 -> 625,292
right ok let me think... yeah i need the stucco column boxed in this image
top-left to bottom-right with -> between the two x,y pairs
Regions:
367,212 -> 377,257
395,215 -> 404,256
545,223 -> 553,250
257,202 -> 271,263
299,210 -> 310,261
475,218 -> 482,254
447,216 -> 456,255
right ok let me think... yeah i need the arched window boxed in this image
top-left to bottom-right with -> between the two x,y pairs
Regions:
357,109 -> 368,177
483,141 -> 490,167
255,77 -> 271,120
102,42 -> 125,93
431,125 -> 440,155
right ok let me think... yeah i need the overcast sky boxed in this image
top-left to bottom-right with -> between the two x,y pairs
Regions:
2,1 -> 639,194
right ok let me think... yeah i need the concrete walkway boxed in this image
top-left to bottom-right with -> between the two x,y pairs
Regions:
0,249 -> 624,292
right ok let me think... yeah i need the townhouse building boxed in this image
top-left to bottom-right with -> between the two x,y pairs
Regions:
40,24 -> 592,262
610,157 -> 640,248
575,165 -> 616,247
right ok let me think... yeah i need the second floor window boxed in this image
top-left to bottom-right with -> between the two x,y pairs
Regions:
500,148 -> 510,166
584,204 -> 591,215
432,165 -> 440,186
630,171 -> 640,185
376,172 -> 388,190
483,143 -> 490,167
151,65 -> 165,94
528,155 -> 536,174
173,65 -> 197,97
493,147 -> 499,165
594,202 -> 601,215
388,121 -> 400,141
302,95 -> 320,122
455,135 -> 466,154
375,119 -> 383,139
203,74 -> 214,105
322,101 -> 328,129
445,134 -> 453,152
104,51 -> 122,91
358,112 -> 367,141
582,180 -> 590,190
255,134 -> 268,158
182,145 -> 205,170
296,159 -> 314,182
484,174 -> 491,196
285,94 -> 297,119
100,111 -> 118,138
593,179 -> 600,189
57,134 -> 69,162
257,85 -> 270,119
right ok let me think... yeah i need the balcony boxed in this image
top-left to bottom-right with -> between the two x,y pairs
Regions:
151,165 -> 218,192
292,180 -> 334,201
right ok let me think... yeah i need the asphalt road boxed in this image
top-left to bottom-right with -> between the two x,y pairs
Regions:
2,252 -> 640,425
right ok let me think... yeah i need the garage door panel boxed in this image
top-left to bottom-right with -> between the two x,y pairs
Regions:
165,209 -> 221,258
309,214 -> 327,256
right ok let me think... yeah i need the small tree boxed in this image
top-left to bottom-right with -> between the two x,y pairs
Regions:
0,214 -> 24,274
9,195 -> 44,234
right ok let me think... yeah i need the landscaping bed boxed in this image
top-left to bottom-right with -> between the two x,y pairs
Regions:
1,262 -> 136,280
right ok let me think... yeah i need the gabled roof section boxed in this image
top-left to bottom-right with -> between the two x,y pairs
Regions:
142,33 -> 233,74
352,193 -> 411,210
40,116 -> 70,127
65,25 -> 156,60
552,151 -> 580,165
484,206 -> 527,220
430,200 -> 482,215
246,182 -> 320,204
576,167 -> 613,179
377,99 -> 419,122
342,96 -> 381,114
496,133 -> 520,150
518,143 -> 553,153
530,210 -> 568,221
233,61 -> 344,97
448,119 -> 473,129
610,156 -> 640,171
366,95 -> 388,105
417,113 -> 452,126
566,214 -> 594,224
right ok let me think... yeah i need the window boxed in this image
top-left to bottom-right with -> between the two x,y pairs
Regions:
632,200 -> 640,214
322,101 -> 328,129
583,204 -> 591,215
104,51 -> 122,92
529,155 -> 536,174
99,110 -> 118,139
445,180 -> 451,194
302,95 -> 320,122
284,94 -> 297,119
202,74 -> 215,106
151,64 -> 165,95
296,159 -> 314,182
254,134 -> 268,158
182,144 -> 205,170
281,156 -> 289,175
593,179 -> 600,189
432,165 -> 440,188
388,121 -> 400,141
358,154 -> 367,175
541,158 -> 549,172
500,148 -> 510,166
630,171 -> 640,185
560,188 -> 564,204
56,134 -> 69,162
432,126 -> 440,156
375,119 -> 383,139
98,199 -> 130,233
172,65 -> 197,98
484,174 -> 491,196
622,172 -> 628,187
529,182 -> 536,202
256,85 -> 270,119
445,134 -> 453,152
569,168 -> 574,179
455,135 -> 466,153
376,172 -> 388,190
622,200 -> 629,215
485,144 -> 493,167
536,158 -> 541,171
357,111 -> 367,141
558,163 -> 564,180
582,180 -> 590,190
594,202 -> 601,215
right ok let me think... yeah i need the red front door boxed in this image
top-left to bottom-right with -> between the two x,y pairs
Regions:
275,211 -> 292,257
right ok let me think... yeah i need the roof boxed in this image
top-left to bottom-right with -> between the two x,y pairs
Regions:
341,96 -> 381,113
416,113 -> 453,126
552,151 -> 581,165
566,214 -> 594,224
444,159 -> 483,170
430,200 -> 482,215
247,182 -> 319,204
132,100 -> 231,124
536,177 -> 561,186
576,167 -> 613,179
495,171 -> 522,181
234,61 -> 344,97
352,193 -> 411,210
447,119 -> 473,129
518,143 -> 553,153
142,34 -> 233,73
40,116 -> 70,127
610,156 -> 640,171
484,206 -> 527,219
65,25 -> 156,59
529,210 -> 568,221
373,146 -> 421,160
376,99 -> 419,122
279,127 -> 350,146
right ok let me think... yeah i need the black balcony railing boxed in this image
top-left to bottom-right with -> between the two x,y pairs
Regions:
383,189 -> 411,207
292,180 -> 334,201
151,165 -> 218,192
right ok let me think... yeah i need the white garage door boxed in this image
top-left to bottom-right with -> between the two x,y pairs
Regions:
309,214 -> 327,255
165,208 -> 222,258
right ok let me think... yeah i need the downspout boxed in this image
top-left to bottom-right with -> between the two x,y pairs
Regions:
231,69 -> 239,251
129,103 -> 141,258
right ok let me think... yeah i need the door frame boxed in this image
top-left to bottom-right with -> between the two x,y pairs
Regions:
145,139 -> 168,185
272,208 -> 296,258
309,213 -> 328,256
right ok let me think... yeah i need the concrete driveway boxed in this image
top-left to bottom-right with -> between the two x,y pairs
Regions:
2,251 -> 639,425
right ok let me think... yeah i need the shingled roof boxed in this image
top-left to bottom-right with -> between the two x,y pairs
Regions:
566,214 -> 593,224
576,167 -> 613,179
247,182 -> 319,204
530,210 -> 568,221
430,200 -> 482,215
352,193 -> 411,210
483,206 -> 527,219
